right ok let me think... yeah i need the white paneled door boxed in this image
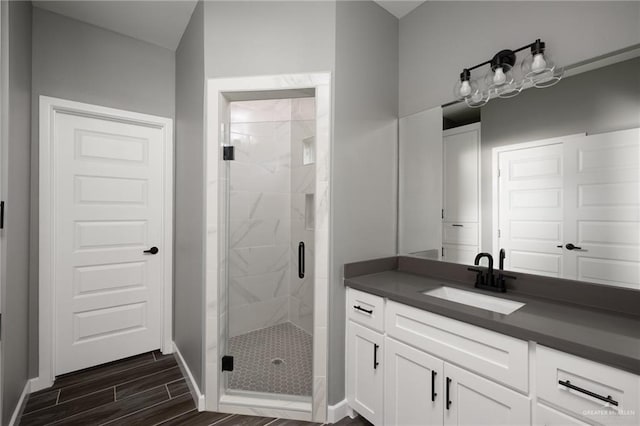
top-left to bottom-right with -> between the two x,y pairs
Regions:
563,128 -> 640,288
497,129 -> 640,288
49,102 -> 170,375
498,143 -> 564,277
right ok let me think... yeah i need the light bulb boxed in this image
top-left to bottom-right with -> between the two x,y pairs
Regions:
460,80 -> 471,97
531,53 -> 547,73
493,67 -> 507,85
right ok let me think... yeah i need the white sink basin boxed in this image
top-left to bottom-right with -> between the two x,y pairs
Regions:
422,286 -> 525,315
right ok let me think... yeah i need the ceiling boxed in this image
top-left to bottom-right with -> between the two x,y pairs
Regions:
374,1 -> 425,19
34,0 -> 198,51
33,0 -> 426,52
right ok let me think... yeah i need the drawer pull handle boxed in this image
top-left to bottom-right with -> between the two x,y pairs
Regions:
373,343 -> 380,370
558,380 -> 618,407
431,370 -> 437,402
353,305 -> 373,315
446,377 -> 452,409
452,224 -> 464,227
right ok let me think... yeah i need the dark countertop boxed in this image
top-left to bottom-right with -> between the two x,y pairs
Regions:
345,268 -> 640,376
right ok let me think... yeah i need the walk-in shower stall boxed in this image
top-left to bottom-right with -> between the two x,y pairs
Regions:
225,97 -> 316,397
204,74 -> 331,423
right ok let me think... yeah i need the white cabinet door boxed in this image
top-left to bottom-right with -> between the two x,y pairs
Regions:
443,126 -> 479,223
385,337 -> 444,426
444,363 -> 530,426
442,244 -> 478,266
563,128 -> 640,288
347,321 -> 384,425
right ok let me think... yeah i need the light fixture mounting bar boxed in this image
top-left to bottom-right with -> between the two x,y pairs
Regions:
463,39 -> 544,74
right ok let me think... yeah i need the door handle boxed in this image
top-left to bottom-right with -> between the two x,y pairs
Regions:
446,377 -> 452,409
298,242 -> 305,279
143,246 -> 159,255
565,243 -> 582,251
373,343 -> 379,370
431,370 -> 437,402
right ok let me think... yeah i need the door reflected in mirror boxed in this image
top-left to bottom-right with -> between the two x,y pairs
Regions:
398,53 -> 640,290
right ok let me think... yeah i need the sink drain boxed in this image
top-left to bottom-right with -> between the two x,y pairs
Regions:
271,358 -> 285,366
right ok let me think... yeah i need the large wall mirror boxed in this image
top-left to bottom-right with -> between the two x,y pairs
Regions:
398,47 -> 640,290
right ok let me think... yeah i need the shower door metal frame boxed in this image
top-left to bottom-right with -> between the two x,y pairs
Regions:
204,73 -> 332,423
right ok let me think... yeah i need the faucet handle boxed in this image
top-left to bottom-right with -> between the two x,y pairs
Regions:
467,267 -> 485,287
499,272 -> 517,280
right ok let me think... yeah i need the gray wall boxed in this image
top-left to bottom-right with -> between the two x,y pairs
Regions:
399,1 -> 640,117
331,1 -> 398,405
174,0 -> 205,390
203,1 -> 336,78
480,57 -> 640,252
29,7 -> 176,377
2,1 -> 32,423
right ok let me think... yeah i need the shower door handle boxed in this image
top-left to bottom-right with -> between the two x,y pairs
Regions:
298,242 -> 305,279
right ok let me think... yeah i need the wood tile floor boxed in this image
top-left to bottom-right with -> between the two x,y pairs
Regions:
19,351 -> 371,426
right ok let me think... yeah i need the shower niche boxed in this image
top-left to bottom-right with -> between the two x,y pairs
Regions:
223,97 -> 316,401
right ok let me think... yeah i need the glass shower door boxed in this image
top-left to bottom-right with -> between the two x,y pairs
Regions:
223,97 -> 316,399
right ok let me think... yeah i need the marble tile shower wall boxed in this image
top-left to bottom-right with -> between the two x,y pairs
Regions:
228,99 -> 292,337
290,98 -> 316,334
227,98 -> 315,337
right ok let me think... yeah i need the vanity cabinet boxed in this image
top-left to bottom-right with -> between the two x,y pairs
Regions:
346,289 -> 385,425
442,123 -> 480,265
384,337 -> 529,426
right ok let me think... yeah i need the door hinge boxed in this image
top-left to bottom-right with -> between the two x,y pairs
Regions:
0,201 -> 4,229
498,168 -> 501,178
441,209 -> 444,219
498,229 -> 501,238
222,355 -> 234,372
441,247 -> 445,257
223,146 -> 235,161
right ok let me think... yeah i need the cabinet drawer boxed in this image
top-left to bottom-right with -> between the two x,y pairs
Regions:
442,222 -> 478,245
536,403 -> 590,426
386,300 -> 528,392
347,287 -> 384,333
537,345 -> 639,426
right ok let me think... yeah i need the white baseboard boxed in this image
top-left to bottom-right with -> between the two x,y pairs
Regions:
8,380 -> 31,426
327,399 -> 353,424
173,342 -> 205,411
29,376 -> 53,393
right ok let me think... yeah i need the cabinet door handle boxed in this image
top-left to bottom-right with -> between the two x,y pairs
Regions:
558,380 -> 618,406
353,305 -> 373,315
451,224 -> 464,227
373,343 -> 380,370
431,370 -> 437,402
446,377 -> 452,409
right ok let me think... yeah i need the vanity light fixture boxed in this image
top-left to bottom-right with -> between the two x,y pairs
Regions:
454,39 -> 564,108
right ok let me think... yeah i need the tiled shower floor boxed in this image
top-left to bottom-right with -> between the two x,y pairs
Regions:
227,322 -> 312,397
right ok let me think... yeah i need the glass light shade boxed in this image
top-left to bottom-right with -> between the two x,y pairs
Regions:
464,77 -> 489,108
483,63 -> 518,100
453,77 -> 476,100
531,65 -> 564,88
520,49 -> 564,87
